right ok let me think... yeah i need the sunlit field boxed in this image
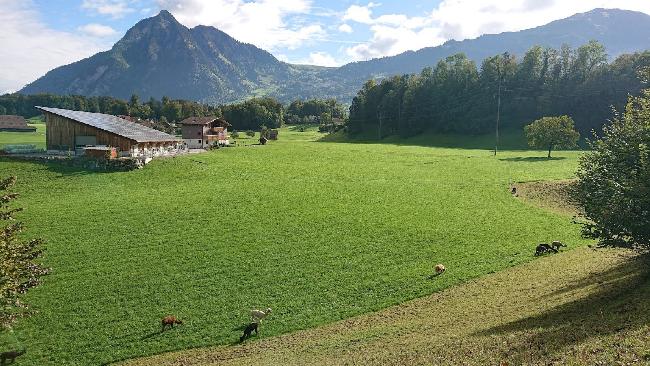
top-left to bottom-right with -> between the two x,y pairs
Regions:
0,127 -> 589,365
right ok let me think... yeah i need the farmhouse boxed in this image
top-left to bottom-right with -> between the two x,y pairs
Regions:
0,115 -> 37,132
180,116 -> 231,149
37,106 -> 182,158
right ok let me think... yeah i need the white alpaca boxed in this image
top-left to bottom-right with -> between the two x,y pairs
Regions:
435,264 -> 446,274
251,308 -> 272,323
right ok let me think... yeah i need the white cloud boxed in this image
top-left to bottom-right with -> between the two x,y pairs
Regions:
81,0 -> 135,18
342,2 -> 378,24
346,25 -> 443,61
301,51 -> 339,67
343,0 -> 650,62
338,23 -> 353,33
0,1 -> 110,93
156,0 -> 326,51
78,23 -> 118,37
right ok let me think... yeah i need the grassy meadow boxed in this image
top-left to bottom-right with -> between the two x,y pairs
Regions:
128,247 -> 650,366
0,126 -> 591,365
0,123 -> 46,149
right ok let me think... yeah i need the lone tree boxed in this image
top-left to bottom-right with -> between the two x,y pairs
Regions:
524,116 -> 580,157
574,90 -> 650,247
0,177 -> 48,328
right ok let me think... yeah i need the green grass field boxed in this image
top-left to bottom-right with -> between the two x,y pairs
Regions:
127,246 -> 650,366
0,127 -> 590,365
0,124 -> 46,149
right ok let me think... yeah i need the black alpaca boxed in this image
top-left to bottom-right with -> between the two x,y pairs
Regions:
240,322 -> 258,342
551,241 -> 567,251
535,243 -> 558,256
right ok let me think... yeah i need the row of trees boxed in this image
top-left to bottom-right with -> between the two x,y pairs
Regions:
348,41 -> 650,137
0,94 -> 221,125
285,99 -> 347,125
221,97 -> 284,130
0,93 -> 347,133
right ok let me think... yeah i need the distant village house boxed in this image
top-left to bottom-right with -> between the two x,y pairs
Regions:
179,116 -> 231,149
37,107 -> 182,158
0,115 -> 37,132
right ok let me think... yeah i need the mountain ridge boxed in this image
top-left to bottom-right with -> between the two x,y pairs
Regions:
20,8 -> 650,104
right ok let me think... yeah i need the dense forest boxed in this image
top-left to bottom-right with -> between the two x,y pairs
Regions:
0,93 -> 347,132
348,41 -> 650,137
0,93 -> 220,124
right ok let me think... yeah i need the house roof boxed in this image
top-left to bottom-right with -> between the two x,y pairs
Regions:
0,115 -> 29,129
36,107 -> 180,143
179,116 -> 231,127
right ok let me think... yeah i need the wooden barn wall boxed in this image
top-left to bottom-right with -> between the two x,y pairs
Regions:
45,113 -> 136,151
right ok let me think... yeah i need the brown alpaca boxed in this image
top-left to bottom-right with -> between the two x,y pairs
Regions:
161,315 -> 183,331
0,349 -> 26,365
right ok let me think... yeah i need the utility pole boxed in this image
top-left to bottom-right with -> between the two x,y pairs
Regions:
495,75 -> 501,156
377,105 -> 383,140
397,100 -> 402,131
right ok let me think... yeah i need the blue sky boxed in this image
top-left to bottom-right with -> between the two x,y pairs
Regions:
2,0 -> 650,92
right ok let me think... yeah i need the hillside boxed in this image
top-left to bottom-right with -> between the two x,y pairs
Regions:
125,247 -> 650,366
20,8 -> 650,104
335,8 -> 650,78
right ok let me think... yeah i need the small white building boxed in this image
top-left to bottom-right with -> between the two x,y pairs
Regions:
179,117 -> 231,149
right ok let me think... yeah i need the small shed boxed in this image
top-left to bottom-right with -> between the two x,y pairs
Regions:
0,115 -> 36,132
83,146 -> 118,159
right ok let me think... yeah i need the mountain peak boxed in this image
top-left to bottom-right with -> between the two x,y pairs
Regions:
19,8 -> 650,104
155,9 -> 175,20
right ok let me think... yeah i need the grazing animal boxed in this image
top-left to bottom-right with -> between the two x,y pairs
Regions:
240,322 -> 258,342
0,349 -> 25,365
511,187 -> 517,195
434,264 -> 446,274
251,308 -> 272,323
161,315 -> 183,331
551,241 -> 567,251
535,243 -> 558,256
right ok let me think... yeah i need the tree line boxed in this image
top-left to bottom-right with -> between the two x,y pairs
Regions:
348,41 -> 650,137
0,93 -> 347,132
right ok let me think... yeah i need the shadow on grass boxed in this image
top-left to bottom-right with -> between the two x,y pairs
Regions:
475,253 -> 650,359
0,157 -> 117,177
499,156 -> 567,162
316,130 -> 534,151
140,331 -> 163,341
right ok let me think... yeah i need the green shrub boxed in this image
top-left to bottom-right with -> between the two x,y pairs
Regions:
0,176 -> 48,327
575,91 -> 650,247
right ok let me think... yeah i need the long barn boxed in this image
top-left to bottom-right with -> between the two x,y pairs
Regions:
37,107 -> 182,158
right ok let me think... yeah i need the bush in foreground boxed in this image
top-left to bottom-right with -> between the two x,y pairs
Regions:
0,177 -> 48,328
575,91 -> 650,247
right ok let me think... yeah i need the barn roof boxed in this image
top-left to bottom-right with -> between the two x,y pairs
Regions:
180,116 -> 231,127
0,115 -> 30,129
36,107 -> 180,143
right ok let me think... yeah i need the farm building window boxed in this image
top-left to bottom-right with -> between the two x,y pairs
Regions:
198,140 -> 201,144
